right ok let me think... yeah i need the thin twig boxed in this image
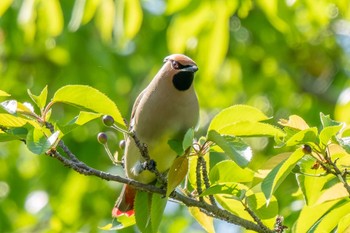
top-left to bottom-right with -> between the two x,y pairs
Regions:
43,125 -> 274,233
199,156 -> 216,206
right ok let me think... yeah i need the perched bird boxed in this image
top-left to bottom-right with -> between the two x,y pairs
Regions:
112,54 -> 199,217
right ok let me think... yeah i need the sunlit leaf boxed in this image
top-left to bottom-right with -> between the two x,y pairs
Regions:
335,88 -> 350,123
189,207 -> 215,233
151,194 -> 167,233
338,214 -> 350,233
278,115 -> 309,130
0,113 -> 30,127
320,112 -> 342,127
52,85 -> 126,129
295,155 -> 331,206
315,182 -> 349,205
124,0 -> 142,39
261,148 -> 304,202
246,192 -> 278,227
0,90 -> 11,97
40,0 -> 64,37
59,111 -> 102,134
313,201 -> 350,232
319,124 -> 344,146
27,85 -> 48,110
294,199 -> 341,232
208,131 -> 252,167
200,182 -> 247,201
0,0 -> 13,17
216,121 -> 285,138
284,127 -> 318,147
209,160 -> 255,183
208,105 -> 270,133
82,0 -> 99,24
95,0 -> 115,42
166,155 -> 188,197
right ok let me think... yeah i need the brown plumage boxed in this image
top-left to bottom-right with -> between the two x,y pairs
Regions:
112,54 -> 199,217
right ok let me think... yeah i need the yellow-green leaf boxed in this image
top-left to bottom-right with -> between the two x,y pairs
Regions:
166,155 -> 188,197
278,115 -> 309,130
52,85 -> 126,129
0,90 -> 10,97
189,207 -> 215,233
208,105 -> 270,133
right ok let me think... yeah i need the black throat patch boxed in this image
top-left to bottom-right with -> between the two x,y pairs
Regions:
172,71 -> 194,91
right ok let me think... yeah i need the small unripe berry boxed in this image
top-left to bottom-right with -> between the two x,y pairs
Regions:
97,132 -> 108,144
302,144 -> 312,154
119,140 -> 126,150
102,115 -> 114,126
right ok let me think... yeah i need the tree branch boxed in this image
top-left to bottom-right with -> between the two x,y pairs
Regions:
45,129 -> 274,233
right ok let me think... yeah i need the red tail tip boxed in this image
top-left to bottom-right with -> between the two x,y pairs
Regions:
112,207 -> 134,218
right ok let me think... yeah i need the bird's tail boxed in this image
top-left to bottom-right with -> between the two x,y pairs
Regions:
112,184 -> 136,217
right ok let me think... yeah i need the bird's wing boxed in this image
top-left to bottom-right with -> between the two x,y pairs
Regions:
129,88 -> 146,130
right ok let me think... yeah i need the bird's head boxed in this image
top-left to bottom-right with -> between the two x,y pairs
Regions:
162,54 -> 198,91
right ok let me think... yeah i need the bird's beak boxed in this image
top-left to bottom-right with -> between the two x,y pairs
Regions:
181,65 -> 198,73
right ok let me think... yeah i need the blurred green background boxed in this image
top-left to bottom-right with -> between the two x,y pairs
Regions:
1,0 -> 350,232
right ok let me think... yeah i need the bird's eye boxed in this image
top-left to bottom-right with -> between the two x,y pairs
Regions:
171,60 -> 181,69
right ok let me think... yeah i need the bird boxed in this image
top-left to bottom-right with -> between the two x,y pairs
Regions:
112,54 -> 199,217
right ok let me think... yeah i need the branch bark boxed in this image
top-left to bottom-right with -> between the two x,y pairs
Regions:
45,128 -> 274,233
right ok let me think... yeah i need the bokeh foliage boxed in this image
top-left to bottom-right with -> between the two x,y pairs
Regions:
1,0 -> 350,232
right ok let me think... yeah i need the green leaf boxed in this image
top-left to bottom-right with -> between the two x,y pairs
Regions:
319,124 -> 344,146
0,113 -> 29,127
26,128 -> 53,155
216,121 -> 285,138
278,114 -> 310,130
59,111 -> 102,134
338,213 -> 350,233
27,85 -> 48,110
52,85 -> 126,129
0,127 -> 28,142
246,192 -> 278,227
0,90 -> 10,97
200,182 -> 247,201
124,0 -> 143,39
182,128 -> 194,151
135,191 -> 152,233
150,194 -> 167,233
284,127 -> 318,147
208,105 -> 270,133
168,139 -> 184,155
208,131 -> 252,167
320,112 -> 342,127
296,155 -> 332,206
313,201 -> 350,232
261,148 -> 304,202
209,160 -> 255,183
166,155 -> 188,197
294,199 -> 341,232
189,207 -> 215,233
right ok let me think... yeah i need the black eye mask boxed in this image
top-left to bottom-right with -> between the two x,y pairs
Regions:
172,71 -> 194,91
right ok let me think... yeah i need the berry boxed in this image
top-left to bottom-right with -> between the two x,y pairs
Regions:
102,115 -> 114,126
97,132 -> 108,144
119,140 -> 126,150
302,144 -> 312,154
